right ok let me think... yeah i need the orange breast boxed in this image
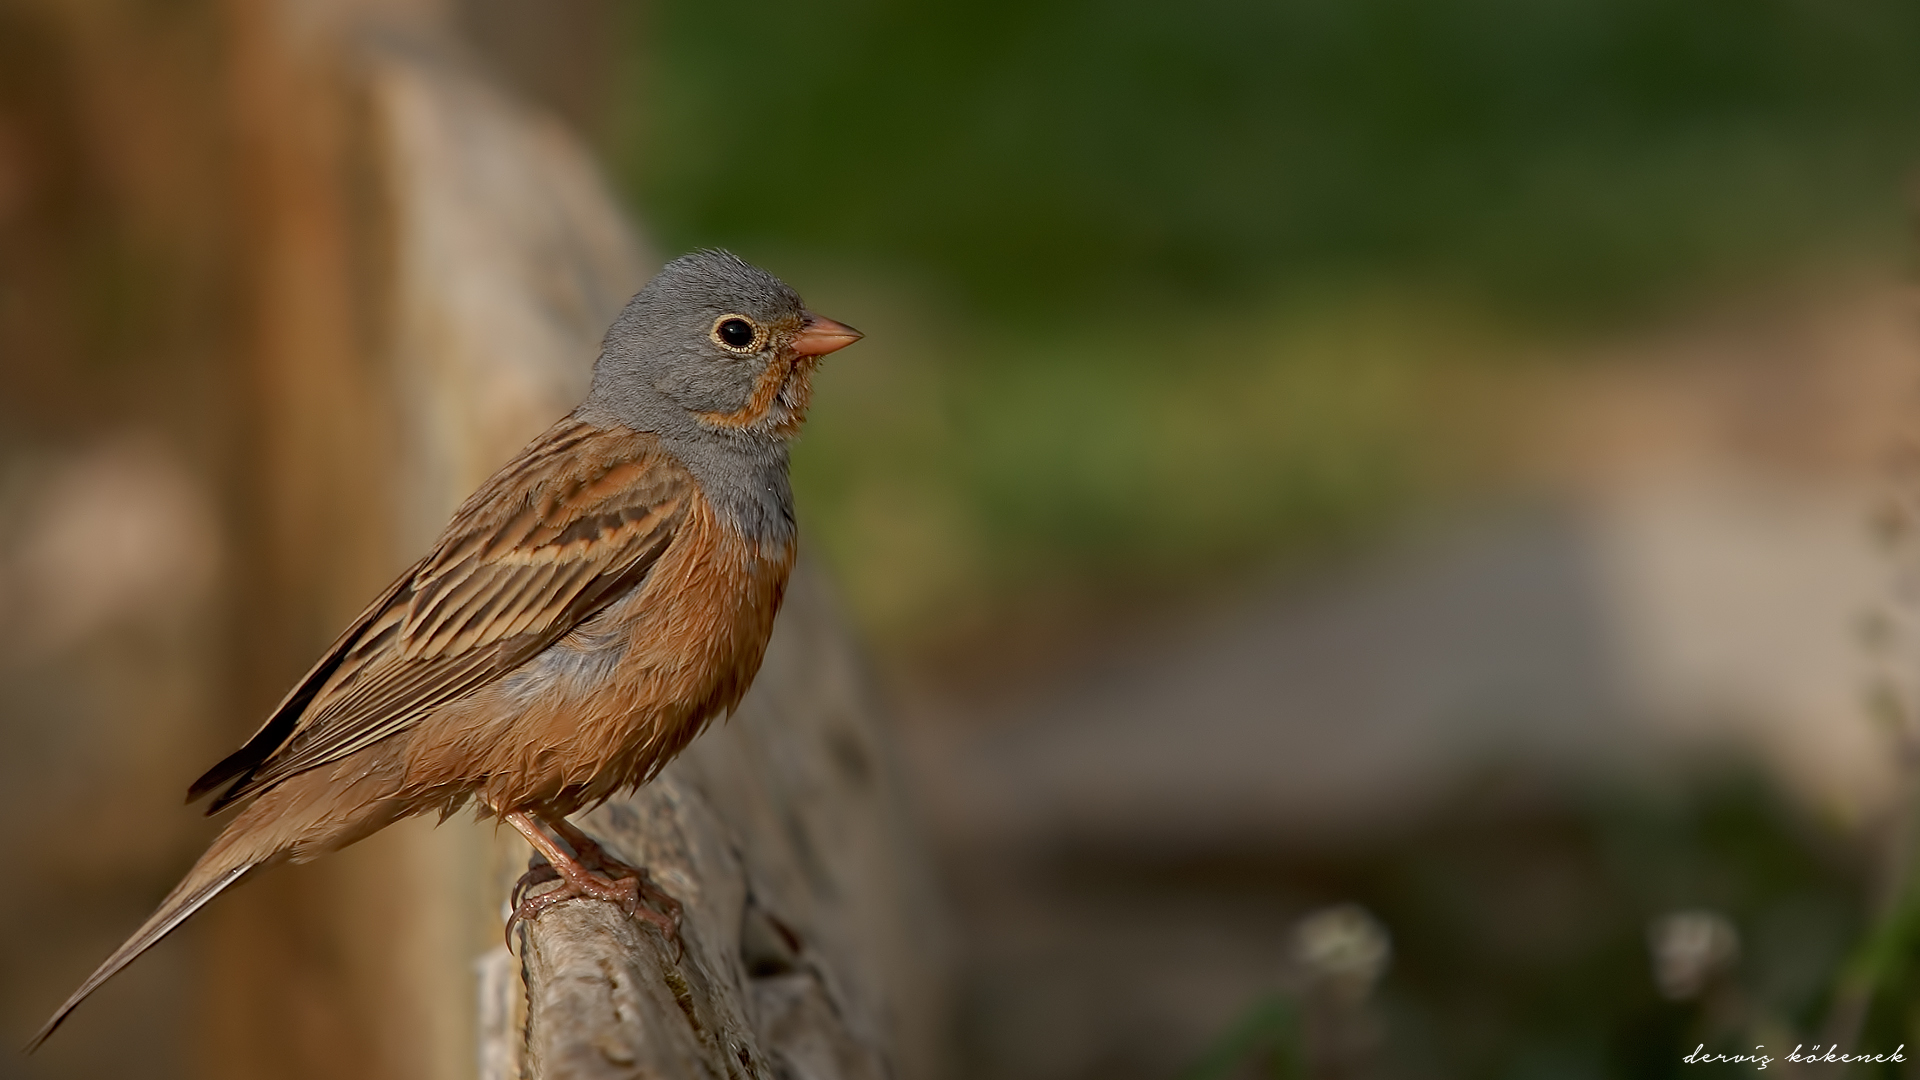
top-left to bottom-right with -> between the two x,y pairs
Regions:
400,486 -> 794,815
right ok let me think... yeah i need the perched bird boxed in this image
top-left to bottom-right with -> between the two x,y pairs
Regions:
30,249 -> 861,1049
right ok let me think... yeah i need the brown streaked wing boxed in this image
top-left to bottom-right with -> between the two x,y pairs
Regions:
202,417 -> 691,811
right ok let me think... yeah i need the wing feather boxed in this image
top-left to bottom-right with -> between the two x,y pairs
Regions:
195,417 -> 691,811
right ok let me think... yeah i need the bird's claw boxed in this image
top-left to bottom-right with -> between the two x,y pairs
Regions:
511,858 -> 561,909
504,860 -> 684,959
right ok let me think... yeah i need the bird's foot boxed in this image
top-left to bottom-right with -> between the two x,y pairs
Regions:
560,836 -> 683,927
506,861 -> 681,953
501,813 -> 682,954
509,856 -> 681,933
549,819 -> 684,946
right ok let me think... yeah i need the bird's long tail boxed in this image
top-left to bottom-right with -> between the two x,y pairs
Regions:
26,849 -> 255,1050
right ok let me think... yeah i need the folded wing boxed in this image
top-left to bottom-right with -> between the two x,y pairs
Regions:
190,417 -> 692,812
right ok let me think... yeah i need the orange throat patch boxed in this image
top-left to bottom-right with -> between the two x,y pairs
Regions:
696,352 -> 818,436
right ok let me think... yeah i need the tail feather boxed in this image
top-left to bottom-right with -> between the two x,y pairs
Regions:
26,860 -> 252,1051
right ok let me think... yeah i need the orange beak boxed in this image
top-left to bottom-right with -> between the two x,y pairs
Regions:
791,313 -> 863,357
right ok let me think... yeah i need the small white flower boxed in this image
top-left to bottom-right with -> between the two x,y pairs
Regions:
1648,909 -> 1740,1000
1291,903 -> 1392,1002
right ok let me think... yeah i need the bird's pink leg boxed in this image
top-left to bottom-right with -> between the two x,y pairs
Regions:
500,811 -> 678,947
504,815 -> 668,911
545,816 -> 683,929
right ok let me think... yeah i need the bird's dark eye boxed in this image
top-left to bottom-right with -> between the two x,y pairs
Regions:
714,316 -> 758,350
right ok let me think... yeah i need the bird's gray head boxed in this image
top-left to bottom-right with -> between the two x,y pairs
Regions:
582,250 -> 861,446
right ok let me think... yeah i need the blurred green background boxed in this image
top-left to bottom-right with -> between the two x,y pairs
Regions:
586,0 -> 1920,660
582,3 -> 1920,1076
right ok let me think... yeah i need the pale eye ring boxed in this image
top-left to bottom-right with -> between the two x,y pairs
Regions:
712,315 -> 761,351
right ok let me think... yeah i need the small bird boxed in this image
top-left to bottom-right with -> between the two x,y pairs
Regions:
30,249 -> 861,1048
